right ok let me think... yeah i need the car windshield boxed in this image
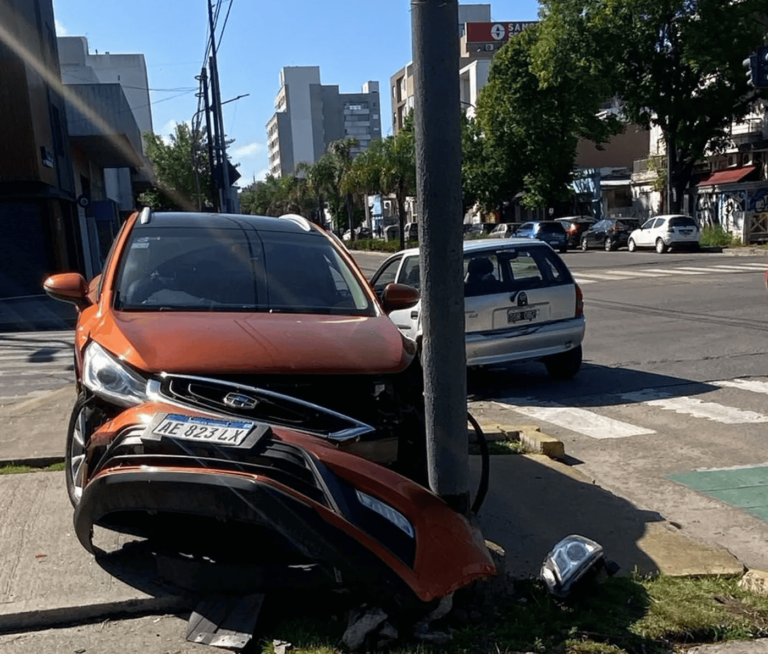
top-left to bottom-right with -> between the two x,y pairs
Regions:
114,226 -> 374,316
616,220 -> 639,229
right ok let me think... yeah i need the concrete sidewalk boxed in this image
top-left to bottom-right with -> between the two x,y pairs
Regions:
0,384 -> 751,635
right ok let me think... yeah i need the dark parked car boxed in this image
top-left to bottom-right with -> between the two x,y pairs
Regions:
580,218 -> 641,251
555,216 -> 596,249
514,221 -> 568,253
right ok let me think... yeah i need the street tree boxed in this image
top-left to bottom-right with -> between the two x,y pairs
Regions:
139,123 -> 213,211
534,0 -> 768,212
321,138 -> 361,234
476,24 -> 621,210
239,174 -> 314,218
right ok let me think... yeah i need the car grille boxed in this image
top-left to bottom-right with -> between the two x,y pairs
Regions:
153,374 -> 377,441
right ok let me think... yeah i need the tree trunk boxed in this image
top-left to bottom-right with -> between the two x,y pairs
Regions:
346,192 -> 355,241
666,138 -> 682,214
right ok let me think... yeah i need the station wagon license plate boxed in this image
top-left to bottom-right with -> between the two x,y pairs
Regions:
508,308 -> 538,324
151,414 -> 255,447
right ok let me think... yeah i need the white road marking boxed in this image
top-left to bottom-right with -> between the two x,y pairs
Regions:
622,388 -> 768,424
570,272 -> 637,281
603,270 -> 661,278
493,399 -> 656,439
713,379 -> 768,395
733,263 -> 768,269
572,277 -> 596,285
710,265 -> 764,272
642,268 -> 705,275
675,267 -> 735,273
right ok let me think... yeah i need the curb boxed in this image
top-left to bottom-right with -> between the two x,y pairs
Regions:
0,594 -> 198,635
474,423 -> 566,460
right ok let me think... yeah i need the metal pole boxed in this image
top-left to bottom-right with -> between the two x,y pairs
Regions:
412,0 -> 469,514
200,68 -> 218,211
207,0 -> 231,212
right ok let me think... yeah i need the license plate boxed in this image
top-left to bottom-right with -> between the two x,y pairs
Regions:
151,414 -> 255,447
508,308 -> 538,324
680,229 -> 692,235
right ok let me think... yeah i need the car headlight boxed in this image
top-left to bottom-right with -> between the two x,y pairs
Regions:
355,490 -> 415,538
540,535 -> 607,598
83,341 -> 149,407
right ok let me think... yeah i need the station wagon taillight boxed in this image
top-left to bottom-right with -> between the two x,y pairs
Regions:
575,284 -> 584,317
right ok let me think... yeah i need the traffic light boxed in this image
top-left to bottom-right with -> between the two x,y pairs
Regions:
755,46 -> 768,89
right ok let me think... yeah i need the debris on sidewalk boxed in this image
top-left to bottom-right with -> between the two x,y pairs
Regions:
739,569 -> 768,597
342,606 -> 388,650
272,639 -> 293,654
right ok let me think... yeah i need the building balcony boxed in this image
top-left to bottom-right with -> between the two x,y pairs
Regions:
64,84 -> 143,169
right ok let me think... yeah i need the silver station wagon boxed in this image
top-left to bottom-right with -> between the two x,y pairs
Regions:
370,238 -> 586,379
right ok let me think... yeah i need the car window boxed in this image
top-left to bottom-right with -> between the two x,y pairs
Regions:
114,227 -> 374,316
641,220 -> 654,230
593,220 -> 607,230
397,255 -> 421,291
464,247 -> 572,297
519,223 -> 532,231
538,223 -> 565,234
669,216 -> 697,228
617,220 -> 639,229
371,255 -> 402,296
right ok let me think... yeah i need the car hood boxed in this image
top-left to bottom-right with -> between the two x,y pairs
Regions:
94,310 -> 413,375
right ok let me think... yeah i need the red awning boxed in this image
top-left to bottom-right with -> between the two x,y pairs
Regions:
697,166 -> 756,187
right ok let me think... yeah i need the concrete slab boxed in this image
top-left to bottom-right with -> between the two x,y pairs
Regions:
0,385 -> 74,465
471,454 -> 743,579
0,472 -> 196,633
686,641 -> 768,653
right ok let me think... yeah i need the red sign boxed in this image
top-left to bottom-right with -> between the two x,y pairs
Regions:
465,22 -> 538,43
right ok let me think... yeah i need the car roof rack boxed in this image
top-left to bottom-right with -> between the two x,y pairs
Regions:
279,213 -> 312,232
139,207 -> 152,225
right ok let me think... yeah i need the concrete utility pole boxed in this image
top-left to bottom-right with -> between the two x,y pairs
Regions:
207,0 -> 231,213
412,0 -> 469,514
199,67 -> 218,211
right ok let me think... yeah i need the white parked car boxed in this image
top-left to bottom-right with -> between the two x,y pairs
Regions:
488,223 -> 516,238
627,215 -> 700,253
370,238 -> 586,379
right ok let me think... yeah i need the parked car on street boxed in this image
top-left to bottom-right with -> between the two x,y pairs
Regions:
463,222 -> 496,239
342,226 -> 373,241
580,218 -> 641,251
488,223 -> 517,239
513,221 -> 569,253
403,222 -> 419,242
370,238 -> 585,379
555,216 -> 596,249
627,215 -> 700,253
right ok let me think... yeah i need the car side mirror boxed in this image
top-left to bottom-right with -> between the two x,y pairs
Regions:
382,283 -> 420,314
43,273 -> 91,308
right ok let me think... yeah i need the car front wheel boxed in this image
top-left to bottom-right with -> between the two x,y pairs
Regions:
628,238 -> 637,252
545,345 -> 582,380
580,237 -> 589,251
65,394 -> 100,508
655,238 -> 667,254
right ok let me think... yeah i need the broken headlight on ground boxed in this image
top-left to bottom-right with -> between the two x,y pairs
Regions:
541,535 -> 616,597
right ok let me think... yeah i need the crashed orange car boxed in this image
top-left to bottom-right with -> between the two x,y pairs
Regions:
44,209 -> 494,607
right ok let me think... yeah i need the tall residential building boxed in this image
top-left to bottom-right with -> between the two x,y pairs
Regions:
267,66 -> 382,177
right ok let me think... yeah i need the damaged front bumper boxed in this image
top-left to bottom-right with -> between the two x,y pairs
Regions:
76,402 -> 495,606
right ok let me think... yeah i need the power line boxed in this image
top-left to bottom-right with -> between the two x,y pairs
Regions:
218,0 -> 235,46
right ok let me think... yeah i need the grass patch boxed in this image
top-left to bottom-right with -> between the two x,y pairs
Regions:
0,462 -> 65,475
253,575 -> 768,654
700,225 -> 740,248
487,440 -> 528,455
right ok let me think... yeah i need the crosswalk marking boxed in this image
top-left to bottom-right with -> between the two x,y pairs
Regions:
713,379 -> 768,395
676,267 -> 732,273
710,265 -> 762,271
622,388 -> 768,424
642,268 -> 704,275
571,272 -> 637,281
603,270 -> 661,278
734,263 -> 767,269
493,399 -> 656,439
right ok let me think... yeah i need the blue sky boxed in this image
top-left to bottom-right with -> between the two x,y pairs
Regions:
52,0 -> 540,185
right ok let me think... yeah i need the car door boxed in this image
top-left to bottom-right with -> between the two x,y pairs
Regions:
370,254 -> 403,301
636,219 -> 657,247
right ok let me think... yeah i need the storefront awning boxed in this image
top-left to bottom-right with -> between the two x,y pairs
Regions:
697,166 -> 756,187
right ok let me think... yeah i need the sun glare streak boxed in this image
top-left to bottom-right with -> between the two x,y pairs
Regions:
0,15 -> 196,211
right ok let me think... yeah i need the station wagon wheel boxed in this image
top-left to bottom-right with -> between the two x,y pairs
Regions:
628,238 -> 637,252
580,237 -> 588,251
655,238 -> 667,254
66,394 -> 96,508
604,237 -> 614,252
